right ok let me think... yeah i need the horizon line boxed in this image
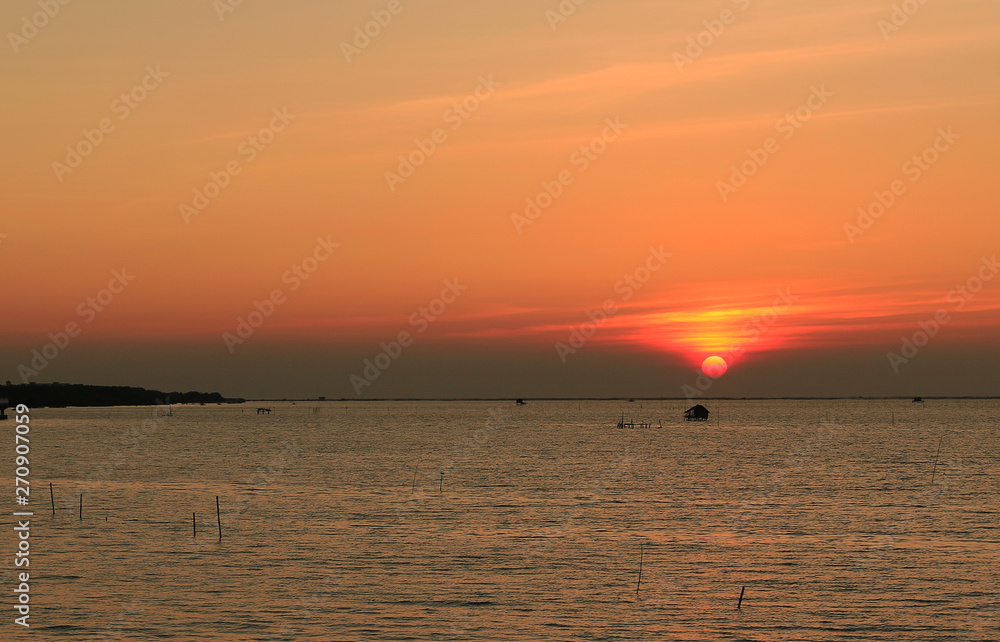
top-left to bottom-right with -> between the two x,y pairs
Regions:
247,396 -> 999,402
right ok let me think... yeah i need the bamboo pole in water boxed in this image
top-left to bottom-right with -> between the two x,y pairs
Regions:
412,456 -> 425,494
79,494 -> 82,520
737,586 -> 745,610
216,496 -> 222,541
193,512 -> 196,537
49,482 -> 55,516
930,437 -> 942,486
636,543 -> 644,597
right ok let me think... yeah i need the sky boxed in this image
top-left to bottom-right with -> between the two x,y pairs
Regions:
1,0 -> 998,399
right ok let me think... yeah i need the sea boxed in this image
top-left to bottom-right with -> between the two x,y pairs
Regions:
3,399 -> 999,640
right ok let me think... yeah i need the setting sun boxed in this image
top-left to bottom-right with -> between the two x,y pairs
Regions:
701,356 -> 729,378
1,0 -> 997,401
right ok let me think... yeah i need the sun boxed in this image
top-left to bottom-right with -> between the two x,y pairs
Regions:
701,355 -> 728,378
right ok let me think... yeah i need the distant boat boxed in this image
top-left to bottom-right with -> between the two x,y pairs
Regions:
684,404 -> 710,422
515,398 -> 526,405
912,397 -> 924,403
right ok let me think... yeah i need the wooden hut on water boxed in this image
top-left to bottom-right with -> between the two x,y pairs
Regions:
684,404 -> 709,422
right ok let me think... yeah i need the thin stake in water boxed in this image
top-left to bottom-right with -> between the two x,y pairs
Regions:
193,512 -> 196,537
439,472 -> 444,493
737,586 -> 745,610
216,496 -> 222,541
636,543 -> 644,597
79,494 -> 82,520
930,437 -> 943,486
49,482 -> 55,516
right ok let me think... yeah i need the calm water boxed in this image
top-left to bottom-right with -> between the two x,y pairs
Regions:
3,399 -> 1000,640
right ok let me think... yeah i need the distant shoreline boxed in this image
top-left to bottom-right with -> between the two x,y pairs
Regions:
4,383 -> 996,408
0,383 -> 244,409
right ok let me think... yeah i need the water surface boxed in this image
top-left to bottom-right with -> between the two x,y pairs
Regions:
4,399 -> 999,640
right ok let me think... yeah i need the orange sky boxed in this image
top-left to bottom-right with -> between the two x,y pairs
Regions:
2,0 -> 998,397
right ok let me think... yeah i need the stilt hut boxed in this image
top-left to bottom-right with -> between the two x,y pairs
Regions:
684,404 -> 710,422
